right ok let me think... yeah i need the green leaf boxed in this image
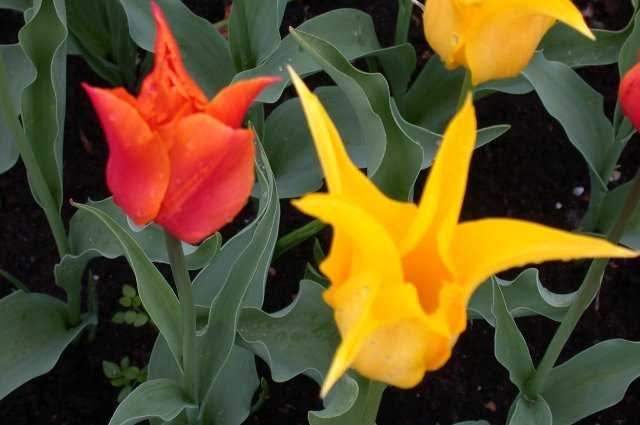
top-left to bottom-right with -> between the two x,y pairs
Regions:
235,9 -> 405,104
19,0 -> 67,210
103,361 -> 122,379
67,0 -> 137,88
123,366 -> 141,381
522,52 -> 614,188
541,339 -> 640,425
72,201 -> 183,368
290,27 -> 423,200
492,281 -> 534,392
263,86 -> 368,198
69,197 -> 220,270
133,313 -> 149,328
122,284 -> 137,298
147,332 -> 259,425
196,140 -> 280,408
113,312 -> 126,324
399,55 -> 465,132
455,422 -> 491,425
119,296 -> 132,307
0,44 -> 34,174
124,310 -> 138,325
596,181 -> 640,249
0,291 -> 93,399
119,0 -> 234,97
108,379 -> 194,425
228,0 -> 286,71
239,279 -> 373,423
274,219 -> 326,260
0,0 -> 29,10
508,396 -> 552,425
469,269 -> 573,325
541,24 -> 633,68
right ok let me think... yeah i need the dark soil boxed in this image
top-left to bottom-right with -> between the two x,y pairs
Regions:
1,1 -> 639,424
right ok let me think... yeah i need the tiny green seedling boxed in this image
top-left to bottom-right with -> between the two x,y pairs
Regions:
102,356 -> 147,402
112,284 -> 151,327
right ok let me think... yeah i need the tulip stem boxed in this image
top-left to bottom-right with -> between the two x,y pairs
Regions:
394,0 -> 413,46
0,52 -> 69,259
360,380 -> 386,425
164,232 -> 199,405
526,169 -> 640,398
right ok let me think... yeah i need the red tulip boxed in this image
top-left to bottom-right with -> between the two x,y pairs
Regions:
83,1 -> 279,243
619,62 -> 640,131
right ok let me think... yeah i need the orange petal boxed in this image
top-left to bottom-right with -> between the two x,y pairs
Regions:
206,77 -> 281,128
155,114 -> 255,243
137,1 -> 207,128
83,84 -> 170,224
620,62 -> 640,131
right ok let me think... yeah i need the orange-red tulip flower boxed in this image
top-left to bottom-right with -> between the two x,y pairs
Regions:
620,62 -> 640,131
83,1 -> 279,243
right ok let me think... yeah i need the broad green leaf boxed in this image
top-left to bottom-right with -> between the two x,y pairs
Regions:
196,141 -> 280,412
53,251 -> 95,324
235,9 -> 408,103
148,336 -> 258,425
72,202 -> 182,368
18,0 -> 67,209
238,279 -> 376,423
228,0 -> 286,71
469,269 -> 573,325
399,56 -> 465,132
508,396 -> 552,425
290,27 -> 423,200
522,53 -> 614,188
119,0 -> 234,97
263,86 -> 367,198
596,181 -> 640,249
0,0 -> 28,10
492,281 -> 534,392
69,197 -> 220,270
541,24 -> 632,68
0,44 -> 34,174
108,379 -> 194,425
67,0 -> 137,88
0,291 -> 93,399
542,339 -> 640,425
201,346 -> 258,425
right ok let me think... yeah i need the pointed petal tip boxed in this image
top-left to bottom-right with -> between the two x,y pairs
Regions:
320,359 -> 347,399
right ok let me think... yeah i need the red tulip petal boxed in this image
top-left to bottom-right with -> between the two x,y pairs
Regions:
620,62 -> 640,131
206,77 -> 281,128
156,114 -> 256,243
83,84 -> 170,224
137,1 -> 207,129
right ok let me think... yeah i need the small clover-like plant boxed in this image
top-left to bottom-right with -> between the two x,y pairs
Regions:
112,284 -> 151,328
102,357 -> 147,402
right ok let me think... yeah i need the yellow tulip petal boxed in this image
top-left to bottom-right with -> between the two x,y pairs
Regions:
451,218 -> 638,292
423,0 -> 466,68
402,94 -> 476,275
288,67 -> 418,247
292,194 -> 404,286
464,12 -> 555,85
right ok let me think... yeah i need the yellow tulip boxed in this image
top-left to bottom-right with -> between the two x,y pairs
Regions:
423,0 -> 595,85
287,68 -> 636,397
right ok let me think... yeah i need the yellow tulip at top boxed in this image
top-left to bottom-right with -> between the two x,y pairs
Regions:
423,0 -> 595,85
286,67 -> 637,397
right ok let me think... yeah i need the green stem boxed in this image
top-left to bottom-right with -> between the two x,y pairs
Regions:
394,0 -> 413,46
456,70 -> 472,111
526,169 -> 640,397
0,52 -> 69,258
273,219 -> 326,261
0,269 -> 29,292
164,232 -> 199,404
361,380 -> 386,425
